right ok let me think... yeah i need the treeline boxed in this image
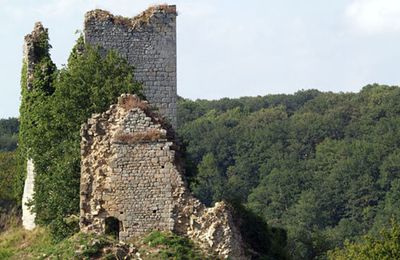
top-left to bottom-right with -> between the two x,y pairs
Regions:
0,118 -> 18,152
178,85 -> 400,259
0,118 -> 18,202
0,118 -> 19,231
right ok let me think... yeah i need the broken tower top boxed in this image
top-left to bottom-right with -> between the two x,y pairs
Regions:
84,5 -> 177,128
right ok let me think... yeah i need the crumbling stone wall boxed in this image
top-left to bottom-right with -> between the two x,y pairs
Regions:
84,5 -> 177,128
80,95 -> 247,259
23,22 -> 47,91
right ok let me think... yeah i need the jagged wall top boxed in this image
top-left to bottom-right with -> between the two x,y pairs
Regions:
84,5 -> 177,128
23,22 -> 47,91
24,22 -> 47,50
85,5 -> 177,29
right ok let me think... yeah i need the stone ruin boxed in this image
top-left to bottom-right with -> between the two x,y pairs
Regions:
79,6 -> 247,258
80,94 -> 246,259
21,22 -> 48,230
22,5 -> 178,230
21,4 -> 248,259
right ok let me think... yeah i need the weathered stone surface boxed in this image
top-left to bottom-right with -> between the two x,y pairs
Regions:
80,94 -> 247,259
84,5 -> 177,128
23,22 -> 47,91
22,159 -> 36,230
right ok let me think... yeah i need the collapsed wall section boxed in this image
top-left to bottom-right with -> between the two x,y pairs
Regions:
84,6 -> 177,128
80,95 -> 247,259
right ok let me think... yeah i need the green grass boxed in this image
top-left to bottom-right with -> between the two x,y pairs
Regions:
141,231 -> 212,260
0,227 -> 212,259
0,227 -> 53,259
41,232 -> 115,259
0,227 -> 116,259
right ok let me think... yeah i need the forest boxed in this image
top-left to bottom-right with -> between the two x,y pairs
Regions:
177,85 -> 400,259
1,28 -> 400,258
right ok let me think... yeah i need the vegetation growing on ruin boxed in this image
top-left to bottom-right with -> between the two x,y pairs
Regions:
114,129 -> 165,143
17,33 -> 142,240
178,84 -> 400,259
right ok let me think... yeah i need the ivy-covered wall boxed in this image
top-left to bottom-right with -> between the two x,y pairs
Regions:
18,23 -> 142,239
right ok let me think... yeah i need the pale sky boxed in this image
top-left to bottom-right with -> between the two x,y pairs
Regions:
1,0 -> 400,118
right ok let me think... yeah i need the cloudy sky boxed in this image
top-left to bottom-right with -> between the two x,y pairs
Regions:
1,0 -> 400,118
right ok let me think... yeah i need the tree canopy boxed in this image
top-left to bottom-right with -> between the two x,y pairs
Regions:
178,85 -> 400,259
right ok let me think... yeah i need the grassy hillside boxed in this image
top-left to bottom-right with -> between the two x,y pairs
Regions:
0,228 -> 209,260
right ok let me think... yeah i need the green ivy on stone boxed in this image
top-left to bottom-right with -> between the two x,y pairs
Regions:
18,33 -> 143,240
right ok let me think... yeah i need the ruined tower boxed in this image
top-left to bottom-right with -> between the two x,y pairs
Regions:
21,22 -> 49,230
84,5 -> 178,128
21,6 -> 247,258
